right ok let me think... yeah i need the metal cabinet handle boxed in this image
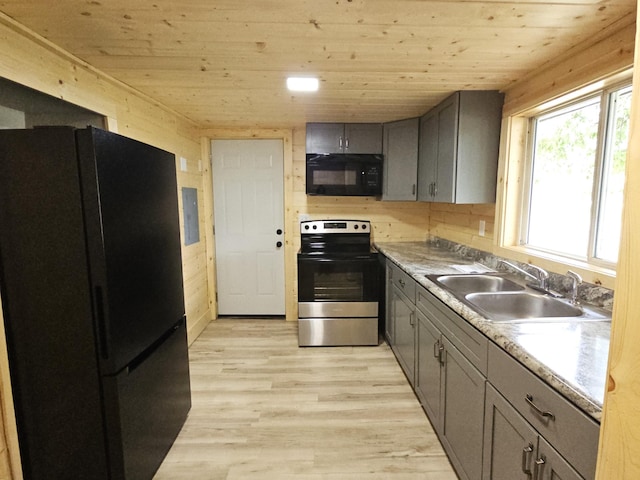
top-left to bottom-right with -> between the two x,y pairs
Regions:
433,183 -> 438,196
339,136 -> 344,149
521,443 -> 534,477
345,137 -> 350,149
533,456 -> 546,480
412,184 -> 416,195
525,394 -> 555,420
276,241 -> 283,248
409,312 -> 415,327
432,340 -> 445,365
398,278 -> 405,288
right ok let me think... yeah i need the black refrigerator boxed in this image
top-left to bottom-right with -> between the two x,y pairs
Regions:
0,126 -> 192,480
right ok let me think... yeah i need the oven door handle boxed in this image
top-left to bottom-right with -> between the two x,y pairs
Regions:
297,256 -> 379,264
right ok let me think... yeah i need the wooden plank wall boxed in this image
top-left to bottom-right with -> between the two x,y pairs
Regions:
597,3 -> 640,477
0,14 -> 213,480
0,13 -> 213,344
491,13 -> 636,291
200,127 -> 432,322
429,203 -> 496,252
0,5 -> 636,480
492,11 -> 637,480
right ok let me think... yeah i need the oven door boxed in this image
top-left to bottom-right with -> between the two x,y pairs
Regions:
297,254 -> 379,308
297,253 -> 380,346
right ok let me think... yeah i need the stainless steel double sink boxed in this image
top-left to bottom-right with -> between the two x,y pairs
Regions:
426,273 -> 611,323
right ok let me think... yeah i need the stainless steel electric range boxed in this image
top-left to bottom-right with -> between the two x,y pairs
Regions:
297,220 -> 379,346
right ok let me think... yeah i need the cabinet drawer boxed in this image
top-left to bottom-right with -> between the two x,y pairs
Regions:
388,261 -> 416,303
416,285 -> 488,374
487,342 -> 599,479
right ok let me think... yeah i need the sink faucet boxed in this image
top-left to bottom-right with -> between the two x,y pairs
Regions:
499,260 -> 538,282
566,270 -> 582,305
499,260 -> 558,296
526,263 -> 550,291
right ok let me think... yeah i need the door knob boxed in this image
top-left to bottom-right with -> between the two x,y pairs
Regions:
276,241 -> 283,248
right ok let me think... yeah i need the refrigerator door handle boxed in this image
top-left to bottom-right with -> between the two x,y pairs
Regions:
95,286 -> 110,360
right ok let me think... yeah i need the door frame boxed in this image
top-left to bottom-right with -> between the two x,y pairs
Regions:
201,129 -> 295,321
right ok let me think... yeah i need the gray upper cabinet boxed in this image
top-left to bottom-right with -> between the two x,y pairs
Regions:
418,90 -> 504,204
306,122 -> 383,154
382,117 -> 420,201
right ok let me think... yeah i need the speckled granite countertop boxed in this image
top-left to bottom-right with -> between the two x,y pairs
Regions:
375,241 -> 610,423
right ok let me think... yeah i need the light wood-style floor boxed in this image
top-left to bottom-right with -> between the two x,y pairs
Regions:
154,319 -> 458,479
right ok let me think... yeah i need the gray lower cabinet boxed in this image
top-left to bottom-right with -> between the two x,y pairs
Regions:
415,288 -> 486,480
384,263 -> 394,344
483,384 -> 582,480
387,260 -> 417,384
487,342 -> 599,479
384,258 -> 598,480
382,117 -> 420,201
441,336 -> 486,480
390,284 -> 416,384
415,310 -> 442,426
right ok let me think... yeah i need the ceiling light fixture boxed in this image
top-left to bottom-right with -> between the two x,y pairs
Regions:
287,77 -> 319,92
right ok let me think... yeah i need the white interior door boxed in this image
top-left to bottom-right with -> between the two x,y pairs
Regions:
211,139 -> 285,315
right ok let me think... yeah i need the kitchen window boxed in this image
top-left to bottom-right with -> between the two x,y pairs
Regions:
520,83 -> 632,267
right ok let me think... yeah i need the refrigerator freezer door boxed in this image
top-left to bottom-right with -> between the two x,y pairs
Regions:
76,128 -> 186,375
103,319 -> 191,480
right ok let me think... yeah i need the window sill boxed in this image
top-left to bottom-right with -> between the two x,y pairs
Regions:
494,244 -> 617,290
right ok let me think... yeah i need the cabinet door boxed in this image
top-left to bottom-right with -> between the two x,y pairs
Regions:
417,111 -> 438,201
385,263 -> 394,344
306,123 -> 344,153
455,90 -> 504,204
441,337 -> 486,480
483,384 -> 539,480
415,310 -> 442,431
382,118 -> 419,201
536,436 -> 583,480
434,94 -> 458,203
344,123 -> 383,153
391,285 -> 415,385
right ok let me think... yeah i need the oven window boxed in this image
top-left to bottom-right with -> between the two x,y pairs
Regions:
313,169 -> 357,186
313,271 -> 363,301
297,256 -> 379,303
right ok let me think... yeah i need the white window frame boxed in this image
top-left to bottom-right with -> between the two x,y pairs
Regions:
519,82 -> 631,268
495,70 -> 632,289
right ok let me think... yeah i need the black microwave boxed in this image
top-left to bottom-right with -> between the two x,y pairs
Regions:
305,153 -> 383,196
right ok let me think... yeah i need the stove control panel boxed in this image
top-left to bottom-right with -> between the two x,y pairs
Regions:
300,220 -> 370,234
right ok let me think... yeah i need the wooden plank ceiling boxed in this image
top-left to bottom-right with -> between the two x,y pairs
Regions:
0,0 -> 635,128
